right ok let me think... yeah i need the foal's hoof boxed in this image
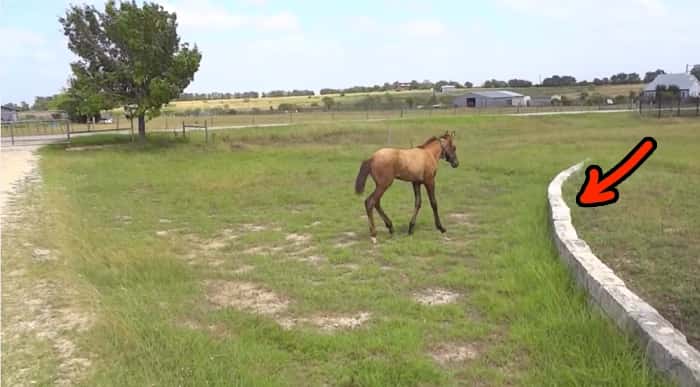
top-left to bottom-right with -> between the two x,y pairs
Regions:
370,236 -> 377,244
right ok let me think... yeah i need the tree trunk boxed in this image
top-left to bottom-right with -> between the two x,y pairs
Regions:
138,114 -> 146,139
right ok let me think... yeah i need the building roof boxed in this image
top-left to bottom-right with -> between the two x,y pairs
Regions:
644,73 -> 700,91
458,90 -> 524,99
1,104 -> 19,111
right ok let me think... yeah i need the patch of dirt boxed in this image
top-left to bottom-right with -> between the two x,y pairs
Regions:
203,239 -> 228,250
32,248 -> 56,262
296,255 -> 326,265
159,218 -> 172,224
115,214 -> 132,224
155,230 -> 169,237
242,245 -> 284,255
1,152 -> 95,386
204,280 -> 289,316
5,279 -> 95,386
286,233 -> 311,245
232,264 -> 255,274
413,288 -> 460,305
336,263 -> 360,271
306,221 -> 322,228
448,213 -> 475,226
334,231 -> 358,248
177,318 -> 230,339
279,312 -> 371,332
309,312 -> 371,332
429,343 -> 480,365
241,223 -> 267,232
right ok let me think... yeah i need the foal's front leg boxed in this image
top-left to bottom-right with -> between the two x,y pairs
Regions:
425,181 -> 446,233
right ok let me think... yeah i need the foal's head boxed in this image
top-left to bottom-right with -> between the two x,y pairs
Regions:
438,131 -> 459,168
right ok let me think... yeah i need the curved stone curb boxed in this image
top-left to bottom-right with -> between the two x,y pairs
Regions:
548,162 -> 700,387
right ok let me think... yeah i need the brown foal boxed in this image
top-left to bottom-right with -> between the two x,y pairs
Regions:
354,131 -> 459,241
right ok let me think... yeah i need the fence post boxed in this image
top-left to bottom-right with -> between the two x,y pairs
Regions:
205,120 -> 208,144
130,118 -> 134,142
182,121 -> 186,137
10,123 -> 14,145
639,97 -> 642,115
66,121 -> 71,143
677,96 -> 681,117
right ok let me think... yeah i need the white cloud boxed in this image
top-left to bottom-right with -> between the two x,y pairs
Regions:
496,0 -> 669,20
399,20 -> 447,38
162,0 -> 298,31
256,12 -> 299,31
0,27 -> 47,59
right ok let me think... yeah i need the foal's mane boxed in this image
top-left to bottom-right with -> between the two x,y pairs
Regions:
417,136 -> 438,148
417,134 -> 448,148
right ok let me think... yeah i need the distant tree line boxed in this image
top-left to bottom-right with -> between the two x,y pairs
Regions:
20,68 -> 695,113
263,89 -> 315,98
179,91 -> 260,100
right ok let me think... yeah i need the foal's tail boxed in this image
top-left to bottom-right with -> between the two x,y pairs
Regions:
355,159 -> 372,194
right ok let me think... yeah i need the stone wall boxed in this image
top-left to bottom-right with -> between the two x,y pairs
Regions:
548,162 -> 700,387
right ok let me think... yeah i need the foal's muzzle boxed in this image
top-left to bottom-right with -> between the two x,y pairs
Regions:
450,157 -> 459,168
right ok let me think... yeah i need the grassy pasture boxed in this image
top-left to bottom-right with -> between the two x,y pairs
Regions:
4,112 -> 696,386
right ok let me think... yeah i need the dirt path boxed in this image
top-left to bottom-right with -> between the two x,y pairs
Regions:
1,146 -> 39,241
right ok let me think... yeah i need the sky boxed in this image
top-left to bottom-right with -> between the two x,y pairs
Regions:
1,0 -> 698,104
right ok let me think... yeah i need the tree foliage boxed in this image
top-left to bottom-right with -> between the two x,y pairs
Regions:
482,79 -> 507,88
542,75 -> 577,87
507,79 -> 533,87
60,1 -> 201,137
643,69 -> 665,83
692,65 -> 700,82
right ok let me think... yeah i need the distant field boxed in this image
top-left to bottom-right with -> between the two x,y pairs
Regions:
167,84 -> 643,113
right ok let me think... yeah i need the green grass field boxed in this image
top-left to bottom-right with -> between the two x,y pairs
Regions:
4,112 -> 697,386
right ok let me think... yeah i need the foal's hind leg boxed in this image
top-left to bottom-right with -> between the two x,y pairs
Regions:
375,198 -> 394,234
365,185 -> 388,241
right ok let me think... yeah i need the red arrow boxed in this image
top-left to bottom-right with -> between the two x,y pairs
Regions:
576,137 -> 657,207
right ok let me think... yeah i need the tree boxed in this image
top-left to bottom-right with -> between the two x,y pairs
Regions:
463,81 -> 473,88
60,1 -> 201,138
33,96 -> 57,111
507,79 -> 533,87
482,79 -> 507,88
692,65 -> 700,82
404,97 -> 415,109
321,96 -> 335,111
643,69 -> 665,83
542,75 -> 577,87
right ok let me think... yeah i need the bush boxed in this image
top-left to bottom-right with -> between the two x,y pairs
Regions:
278,103 -> 296,112
614,95 -> 628,105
